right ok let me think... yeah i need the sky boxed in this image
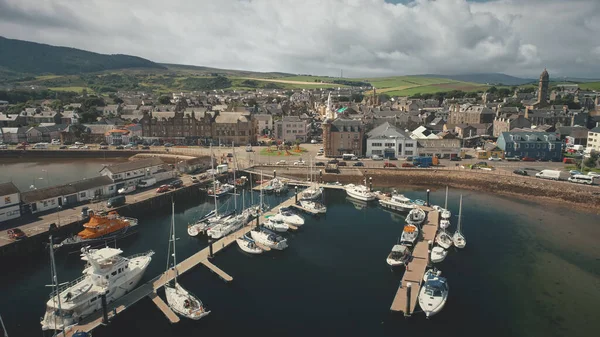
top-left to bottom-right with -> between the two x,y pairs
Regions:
1,0 -> 600,78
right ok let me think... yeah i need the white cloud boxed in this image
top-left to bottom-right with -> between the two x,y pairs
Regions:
0,0 -> 599,78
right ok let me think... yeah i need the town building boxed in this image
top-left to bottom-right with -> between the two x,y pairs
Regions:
322,118 -> 364,157
416,139 -> 461,159
274,116 -> 308,142
213,112 -> 256,146
493,114 -> 532,137
0,114 -> 24,127
557,126 -> 591,146
0,182 -> 21,222
140,110 -> 215,144
254,114 -> 273,136
99,157 -> 171,188
366,122 -> 417,158
497,131 -> 563,160
448,104 -> 495,125
588,126 -> 600,152
105,129 -> 131,145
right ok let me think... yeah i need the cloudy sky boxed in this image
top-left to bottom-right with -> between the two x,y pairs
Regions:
1,0 -> 600,78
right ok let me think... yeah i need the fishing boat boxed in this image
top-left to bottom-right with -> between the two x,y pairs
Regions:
263,216 -> 289,233
298,200 -> 327,214
400,224 -> 419,246
271,207 -> 304,226
165,203 -> 210,320
41,244 -> 153,331
453,195 -> 466,248
405,207 -> 426,226
435,230 -> 453,249
386,243 -> 411,267
54,211 -> 138,249
430,246 -> 447,263
345,182 -> 376,202
250,227 -> 288,250
270,178 -> 288,194
418,272 -> 449,318
236,233 -> 263,254
379,192 -> 416,212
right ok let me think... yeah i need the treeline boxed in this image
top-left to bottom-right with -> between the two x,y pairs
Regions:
180,76 -> 232,90
409,90 -> 480,100
332,80 -> 370,87
0,89 -> 79,104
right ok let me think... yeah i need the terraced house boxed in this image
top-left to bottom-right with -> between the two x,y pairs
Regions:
497,131 -> 563,160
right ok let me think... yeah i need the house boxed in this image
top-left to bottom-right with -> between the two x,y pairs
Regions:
557,126 -> 590,146
1,127 -> 27,144
588,126 -> 600,152
0,182 -> 21,222
60,111 -> 79,125
497,131 -> 563,160
20,176 -> 116,214
322,118 -> 364,157
99,105 -> 120,117
366,122 -> 417,158
105,129 -> 131,145
274,116 -> 308,142
100,157 -> 172,188
416,139 -> 461,159
448,104 -> 495,124
0,113 -> 24,127
140,110 -> 215,145
493,113 -> 532,137
19,110 -> 63,125
213,112 -> 256,146
254,114 -> 273,136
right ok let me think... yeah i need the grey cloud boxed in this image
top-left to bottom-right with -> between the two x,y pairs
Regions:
0,0 -> 599,78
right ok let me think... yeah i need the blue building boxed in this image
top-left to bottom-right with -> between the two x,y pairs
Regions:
497,131 -> 563,160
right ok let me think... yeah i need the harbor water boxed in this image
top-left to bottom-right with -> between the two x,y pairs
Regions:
0,187 -> 598,337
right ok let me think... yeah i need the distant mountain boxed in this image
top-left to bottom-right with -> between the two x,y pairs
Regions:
414,73 -> 534,86
0,36 -> 164,75
162,63 -> 294,78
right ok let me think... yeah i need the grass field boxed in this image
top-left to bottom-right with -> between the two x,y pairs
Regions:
35,75 -> 63,80
48,86 -> 93,93
579,82 -> 600,91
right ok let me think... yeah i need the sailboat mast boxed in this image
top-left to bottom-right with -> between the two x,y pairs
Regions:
457,195 -> 463,232
210,144 -> 218,216
48,235 -> 66,334
0,313 -> 8,337
260,170 -> 264,212
444,186 -> 448,210
232,142 -> 237,212
171,202 -> 178,282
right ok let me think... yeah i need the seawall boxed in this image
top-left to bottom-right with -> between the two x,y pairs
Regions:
0,149 -> 162,159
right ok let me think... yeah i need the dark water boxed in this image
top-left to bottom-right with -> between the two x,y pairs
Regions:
0,188 -> 598,337
0,158 -> 128,191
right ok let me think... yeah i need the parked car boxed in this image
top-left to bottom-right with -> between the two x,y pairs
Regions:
80,145 -> 90,149
588,172 -> 600,177
169,179 -> 183,189
384,162 -> 397,168
191,176 -> 199,184
513,169 -> 528,176
107,195 -> 126,208
152,142 -> 160,146
141,145 -> 150,150
276,160 -> 287,165
7,228 -> 27,241
328,159 -> 339,164
315,162 -> 326,166
450,157 -> 461,161
293,160 -> 306,166
115,145 -> 124,150
569,170 -> 582,175
68,145 -> 79,149
74,141 -> 84,146
164,143 -> 174,147
311,139 -> 318,144
372,155 -> 384,161
99,145 -> 109,150
99,142 -> 108,146
226,153 -> 233,157
51,139 -> 61,145
488,157 -> 502,161
405,156 -> 413,161
156,185 -> 170,193
505,157 -> 521,161
521,157 -> 536,162
0,144 -> 7,149
338,162 -> 347,166
401,163 -> 414,167
59,145 -> 67,149
353,162 -> 364,167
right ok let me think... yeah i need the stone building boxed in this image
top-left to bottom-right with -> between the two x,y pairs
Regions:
140,110 -> 215,144
493,114 -> 532,137
212,112 -> 256,146
322,118 -> 364,157
274,116 -> 308,142
448,104 -> 495,124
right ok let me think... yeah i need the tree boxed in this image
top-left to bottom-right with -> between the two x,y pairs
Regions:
113,97 -> 124,104
486,86 -> 498,94
158,96 -> 171,105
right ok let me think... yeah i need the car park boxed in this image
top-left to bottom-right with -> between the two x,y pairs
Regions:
338,162 -> 347,166
7,228 -> 27,241
169,179 -> 183,189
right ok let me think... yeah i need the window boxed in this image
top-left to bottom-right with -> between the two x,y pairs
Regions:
537,144 -> 540,149
372,143 -> 382,147
406,143 -> 414,148
385,143 -> 394,147
43,201 -> 48,207
405,150 -> 413,155
4,196 -> 11,205
80,192 -> 86,198
286,130 -> 291,134
525,143 -> 529,148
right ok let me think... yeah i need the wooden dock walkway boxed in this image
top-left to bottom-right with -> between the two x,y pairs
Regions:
201,259 -> 233,282
149,292 -> 180,323
390,207 -> 439,316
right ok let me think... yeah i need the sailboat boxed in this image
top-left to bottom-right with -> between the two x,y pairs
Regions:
439,186 -> 451,229
0,314 -> 7,337
453,195 -> 466,248
165,202 -> 210,320
236,233 -> 263,255
300,158 -> 323,200
435,230 -> 453,249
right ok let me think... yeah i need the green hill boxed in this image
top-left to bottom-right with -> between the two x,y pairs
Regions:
0,36 -> 164,75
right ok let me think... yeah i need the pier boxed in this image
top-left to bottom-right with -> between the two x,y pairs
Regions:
390,206 -> 440,316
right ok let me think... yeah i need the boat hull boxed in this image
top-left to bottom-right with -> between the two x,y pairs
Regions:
379,200 -> 414,213
236,238 -> 263,254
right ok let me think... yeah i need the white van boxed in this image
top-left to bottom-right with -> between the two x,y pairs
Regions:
51,139 -> 61,145
137,178 -> 156,188
568,174 -> 596,185
535,169 -> 570,181
216,164 -> 229,174
32,143 -> 49,149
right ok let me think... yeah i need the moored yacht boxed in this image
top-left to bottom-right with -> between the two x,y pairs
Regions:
418,272 -> 449,318
270,207 -> 304,226
300,186 -> 323,200
236,233 -> 263,254
298,200 -> 327,214
41,247 -> 154,331
435,230 -> 453,249
344,183 -> 376,202
430,246 -> 447,263
400,224 -> 419,246
379,193 -> 415,213
386,244 -> 411,267
406,207 -> 426,226
263,217 -> 289,233
55,211 -> 138,249
250,227 -> 288,250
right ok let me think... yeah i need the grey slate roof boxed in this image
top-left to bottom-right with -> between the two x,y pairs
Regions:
0,182 -> 20,196
367,122 -> 410,139
20,176 -> 113,203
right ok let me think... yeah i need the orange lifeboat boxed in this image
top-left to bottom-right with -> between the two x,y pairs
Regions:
77,211 -> 134,240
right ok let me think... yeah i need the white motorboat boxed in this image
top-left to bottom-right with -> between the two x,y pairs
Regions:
400,224 -> 419,246
379,193 -> 415,213
41,245 -> 154,331
453,195 -> 466,249
386,244 -> 411,267
435,230 -> 453,249
418,273 -> 449,318
406,207 -> 426,226
439,218 -> 450,229
271,207 -> 304,226
269,178 -> 288,194
250,227 -> 288,250
423,268 -> 441,282
165,203 -> 210,320
345,183 -> 376,202
208,181 -> 235,198
236,234 -> 263,254
263,217 -> 289,233
300,186 -> 323,200
299,200 -> 327,214
430,246 -> 447,263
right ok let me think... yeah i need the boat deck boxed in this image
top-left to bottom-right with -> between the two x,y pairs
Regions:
61,193 -> 302,336
390,207 -> 439,316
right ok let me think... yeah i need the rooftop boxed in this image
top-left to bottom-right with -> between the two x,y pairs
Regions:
0,182 -> 20,196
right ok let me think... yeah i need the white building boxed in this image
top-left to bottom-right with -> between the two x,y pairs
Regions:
254,114 -> 273,136
366,122 -> 417,158
100,157 -> 170,188
0,182 -> 21,221
588,126 -> 600,152
410,125 -> 440,139
274,116 -> 308,142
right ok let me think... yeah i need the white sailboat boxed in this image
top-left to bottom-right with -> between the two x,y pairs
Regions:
430,246 -> 447,263
300,159 -> 323,200
270,207 -> 304,226
263,216 -> 289,233
418,272 -> 449,318
251,227 -> 288,250
435,230 -> 453,249
299,200 -> 327,214
236,233 -> 263,254
165,203 -> 210,320
453,195 -> 466,248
